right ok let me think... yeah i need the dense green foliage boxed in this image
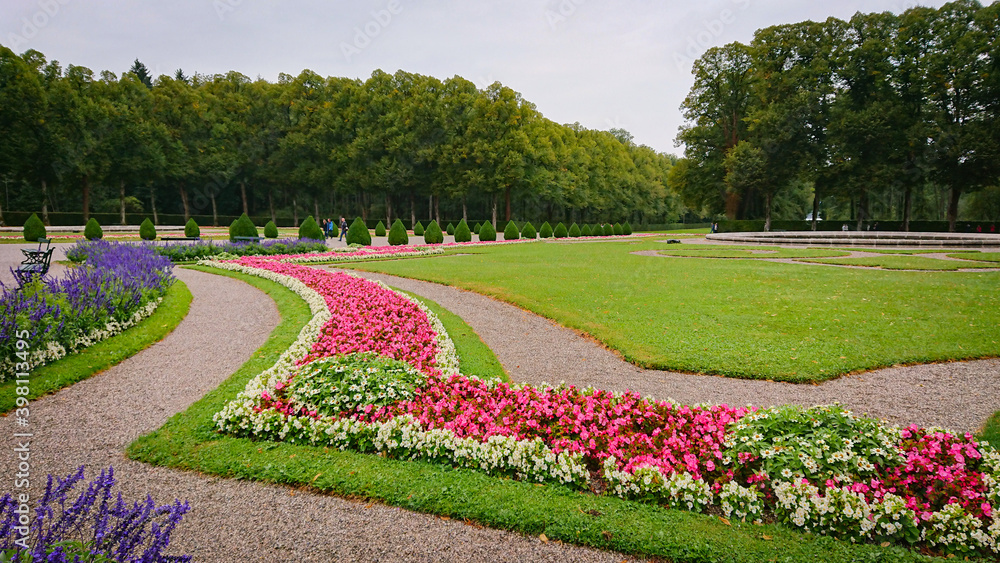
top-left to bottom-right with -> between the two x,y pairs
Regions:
23,213 -> 45,241
453,219 -> 472,243
349,239 -> 1000,382
580,224 -> 591,236
478,221 -> 496,241
84,218 -> 103,240
184,218 -> 201,238
613,222 -> 623,235
387,219 -> 409,246
413,221 -> 424,236
473,222 -> 481,234
623,221 -> 632,235
539,221 -> 552,238
672,2 -> 1000,231
229,213 -> 257,241
375,221 -> 386,237
503,220 -> 520,240
423,220 -> 444,244
139,218 -> 156,241
346,217 -> 371,246
298,215 -> 324,240
445,222 -> 455,236
553,222 -> 568,238
521,222 -> 536,239
568,223 -> 581,237
264,220 -> 278,238
154,239 -> 327,262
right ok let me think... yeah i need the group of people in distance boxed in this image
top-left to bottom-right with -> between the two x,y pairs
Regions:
320,217 -> 349,240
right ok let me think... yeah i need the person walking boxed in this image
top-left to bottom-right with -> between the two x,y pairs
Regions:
338,216 -> 348,241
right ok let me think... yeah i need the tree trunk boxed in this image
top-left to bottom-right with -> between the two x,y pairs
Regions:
210,192 -> 218,226
268,189 -> 276,224
855,188 -> 868,231
946,186 -> 961,232
385,194 -> 392,225
902,184 -> 913,232
119,180 -> 127,225
81,176 -> 90,222
811,189 -> 819,231
240,181 -> 249,215
150,187 -> 158,225
179,185 -> 190,221
292,196 -> 298,226
40,179 -> 50,225
427,195 -> 432,222
764,192 -> 773,232
462,195 -> 467,222
434,196 -> 440,225
504,187 -> 512,222
491,195 -> 497,229
409,195 -> 415,229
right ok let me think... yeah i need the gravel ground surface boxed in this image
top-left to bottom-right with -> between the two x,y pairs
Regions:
0,242 -> 71,287
1,267 -> 636,563
344,270 -> 1000,435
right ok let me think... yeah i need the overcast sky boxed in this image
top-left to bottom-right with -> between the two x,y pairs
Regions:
2,0 -> 953,154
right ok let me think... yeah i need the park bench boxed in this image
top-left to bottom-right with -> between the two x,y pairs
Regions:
233,236 -> 262,243
160,236 -> 200,241
14,238 -> 53,286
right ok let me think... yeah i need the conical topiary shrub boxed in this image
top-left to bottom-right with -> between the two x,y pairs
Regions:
539,221 -> 553,238
375,221 -> 386,237
139,218 -> 157,241
424,220 -> 444,244
298,215 -> 324,240
264,220 -> 279,238
592,224 -> 603,236
446,223 -> 455,236
568,223 -> 581,237
387,219 -> 409,246
185,218 -> 201,238
553,222 -> 568,238
230,213 -> 258,242
454,219 -> 472,243
346,217 -> 372,246
613,222 -> 624,236
478,221 -> 496,241
413,221 -> 424,236
581,224 -> 592,236
503,220 -> 519,241
604,223 -> 616,236
623,221 -> 633,235
84,218 -> 103,241
521,222 -> 536,239
474,223 -> 481,234
23,213 -> 45,242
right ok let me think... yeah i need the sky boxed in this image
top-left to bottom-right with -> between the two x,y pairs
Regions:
1,0 -> 953,155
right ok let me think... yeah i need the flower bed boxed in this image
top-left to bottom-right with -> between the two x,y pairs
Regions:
210,258 -> 1000,556
1,241 -> 173,379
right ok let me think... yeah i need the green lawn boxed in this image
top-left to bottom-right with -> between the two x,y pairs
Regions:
948,251 -> 1000,263
799,255 -> 998,271
346,239 -> 1000,382
656,245 -> 849,259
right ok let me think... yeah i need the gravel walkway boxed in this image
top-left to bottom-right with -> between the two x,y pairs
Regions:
1,267 -> 635,563
345,270 -> 1000,435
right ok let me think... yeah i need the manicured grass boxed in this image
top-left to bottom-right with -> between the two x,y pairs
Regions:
948,251 -> 1000,263
346,239 -> 1000,382
0,280 -> 192,414
835,248 -> 949,255
656,245 -> 849,259
127,266 -> 933,563
799,255 -> 998,270
396,289 -> 508,382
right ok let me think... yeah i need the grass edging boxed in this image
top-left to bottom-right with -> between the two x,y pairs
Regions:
126,265 -> 937,563
0,280 -> 192,414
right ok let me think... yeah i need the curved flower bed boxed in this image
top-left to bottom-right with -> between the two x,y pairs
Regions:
210,257 -> 1000,556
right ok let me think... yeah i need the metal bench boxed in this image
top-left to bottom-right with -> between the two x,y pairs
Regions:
233,236 -> 262,243
160,236 -> 201,241
14,238 -> 54,286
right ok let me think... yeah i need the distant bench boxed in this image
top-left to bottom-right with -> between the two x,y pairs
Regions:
160,236 -> 201,241
233,236 -> 262,243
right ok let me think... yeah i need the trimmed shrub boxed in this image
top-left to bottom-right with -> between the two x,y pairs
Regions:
478,221 -> 497,241
387,219 -> 409,245
413,221 -> 424,236
264,220 -> 279,238
230,213 -> 258,242
539,221 -> 553,238
503,220 -> 520,240
604,223 -> 616,236
84,218 -> 103,240
553,222 -> 568,238
298,215 -> 324,240
446,223 -> 455,236
592,224 -> 603,236
454,219 -> 472,243
581,224 -> 592,236
23,213 -> 46,242
521,222 -> 536,239
185,218 -> 201,238
568,223 -> 581,237
346,217 -> 372,246
474,222 -> 481,234
375,221 -> 386,237
613,222 -> 624,235
623,221 -> 633,235
139,218 -> 156,241
424,220 -> 444,244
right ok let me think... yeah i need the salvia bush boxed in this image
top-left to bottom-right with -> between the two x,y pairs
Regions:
446,223 -> 455,236
139,218 -> 157,241
264,220 -> 279,238
453,219 -> 472,243
423,220 -> 444,244
184,218 -> 200,238
375,221 -> 386,237
387,219 -> 409,246
553,222 -> 568,238
503,220 -> 520,240
580,224 -> 592,236
84,218 -> 103,240
521,222 -> 536,239
614,222 -> 624,235
568,223 -> 581,237
23,213 -> 46,242
298,216 -> 324,241
539,221 -> 553,238
229,213 -> 258,242
413,221 -> 424,236
478,221 -> 497,241
623,221 -> 633,235
0,465 -> 191,562
346,217 -> 372,246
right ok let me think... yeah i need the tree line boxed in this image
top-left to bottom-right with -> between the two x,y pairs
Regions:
0,47 -> 679,228
670,0 -> 1000,231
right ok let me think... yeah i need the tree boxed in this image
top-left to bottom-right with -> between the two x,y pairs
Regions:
129,59 -> 153,89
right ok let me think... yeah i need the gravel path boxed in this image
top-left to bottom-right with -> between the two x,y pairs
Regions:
344,270 -> 1000,435
1,267 -> 635,563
